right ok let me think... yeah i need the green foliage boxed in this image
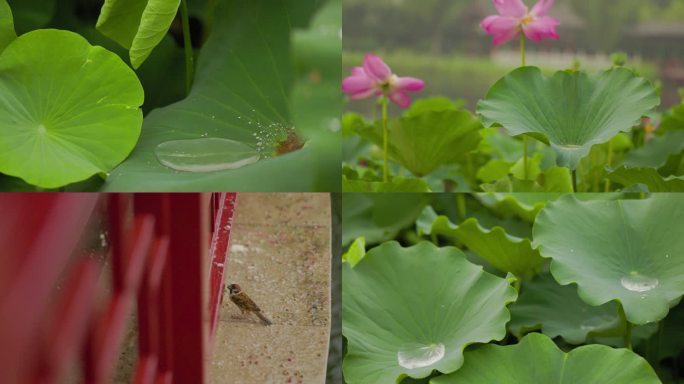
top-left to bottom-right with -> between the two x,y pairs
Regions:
0,29 -> 143,188
341,193 -> 428,247
477,67 -> 659,170
533,194 -> 684,324
343,241 -> 517,383
433,333 -> 661,384
353,109 -> 483,177
0,0 -> 15,52
608,166 -> 684,192
344,63 -> 667,192
96,0 -> 181,68
342,237 -> 365,267
0,0 -> 339,191
343,194 -> 684,383
420,212 -> 543,278
510,273 -> 622,344
105,0 -> 338,191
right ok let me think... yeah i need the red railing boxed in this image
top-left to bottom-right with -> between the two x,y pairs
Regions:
0,193 -> 237,384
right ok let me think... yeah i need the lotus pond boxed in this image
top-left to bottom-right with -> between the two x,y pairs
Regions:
342,193 -> 684,383
342,69 -> 684,193
341,0 -> 684,193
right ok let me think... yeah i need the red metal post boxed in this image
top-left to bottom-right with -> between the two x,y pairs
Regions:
0,192 -> 234,384
0,193 -> 100,384
166,194 -> 210,384
208,193 -> 237,340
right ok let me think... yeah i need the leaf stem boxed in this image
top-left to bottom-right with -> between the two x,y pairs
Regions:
456,194 -> 466,220
619,304 -> 632,350
520,33 -> 526,66
604,140 -> 613,192
572,169 -> 577,193
522,135 -> 528,179
381,93 -> 389,182
520,34 -> 527,180
206,0 -> 217,40
180,0 -> 194,94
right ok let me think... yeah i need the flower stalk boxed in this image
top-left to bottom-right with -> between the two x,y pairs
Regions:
381,92 -> 389,182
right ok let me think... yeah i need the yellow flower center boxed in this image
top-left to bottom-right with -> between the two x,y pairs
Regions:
520,14 -> 535,26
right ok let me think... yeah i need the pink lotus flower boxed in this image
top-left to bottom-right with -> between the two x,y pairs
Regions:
481,0 -> 560,46
342,54 -> 425,108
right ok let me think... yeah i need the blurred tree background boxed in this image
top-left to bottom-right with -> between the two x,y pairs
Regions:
343,0 -> 684,114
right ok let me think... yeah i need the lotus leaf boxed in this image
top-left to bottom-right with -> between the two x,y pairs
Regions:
343,241 -> 517,383
509,273 -> 620,344
423,215 -> 543,278
354,109 -> 483,177
341,193 -> 428,247
477,67 -> 659,170
623,131 -> 684,170
0,29 -> 143,188
475,193 -> 553,222
105,0 -> 333,191
342,237 -> 365,267
433,333 -> 661,384
0,0 -> 15,52
533,194 -> 684,324
96,0 -> 180,69
608,166 -> 684,192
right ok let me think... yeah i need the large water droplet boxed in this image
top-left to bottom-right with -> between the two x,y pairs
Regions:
621,272 -> 658,292
155,138 -> 259,172
397,342 -> 445,370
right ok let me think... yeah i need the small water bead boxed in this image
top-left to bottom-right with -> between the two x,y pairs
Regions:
397,342 -> 445,370
155,138 -> 260,172
620,272 -> 659,293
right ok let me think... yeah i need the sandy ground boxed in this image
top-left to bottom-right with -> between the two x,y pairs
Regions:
208,193 -> 332,384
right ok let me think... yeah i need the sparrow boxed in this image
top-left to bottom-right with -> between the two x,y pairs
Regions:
226,283 -> 272,326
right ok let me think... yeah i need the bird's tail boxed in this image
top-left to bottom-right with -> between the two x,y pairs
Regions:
256,311 -> 272,326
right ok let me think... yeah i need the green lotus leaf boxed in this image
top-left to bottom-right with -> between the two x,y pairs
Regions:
476,159 -> 513,183
96,0 -> 180,69
608,166 -> 684,192
342,176 -> 431,192
623,131 -> 684,170
479,127 -> 523,163
480,166 -> 573,193
659,103 -> 684,134
423,215 -> 543,278
404,96 -> 463,117
432,333 -> 661,384
477,67 -> 659,170
342,193 -> 429,247
475,193 -> 553,222
342,236 -> 365,267
509,273 -> 620,344
648,302 -> 684,361
0,29 -> 143,188
105,0 -> 334,191
354,109 -> 483,177
533,194 -> 684,324
0,0 -> 15,52
343,241 -> 517,383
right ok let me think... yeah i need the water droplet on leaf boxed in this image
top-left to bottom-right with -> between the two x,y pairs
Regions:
155,138 -> 259,172
397,342 -> 445,370
621,272 -> 658,292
